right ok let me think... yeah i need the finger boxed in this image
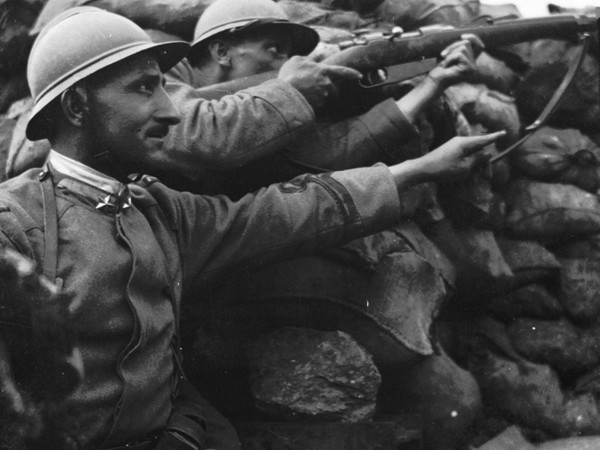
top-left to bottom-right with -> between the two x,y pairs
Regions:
440,39 -> 473,58
322,65 -> 363,81
462,131 -> 507,156
460,33 -> 485,56
439,51 -> 469,68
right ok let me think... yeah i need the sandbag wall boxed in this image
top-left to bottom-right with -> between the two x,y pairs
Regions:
1,0 -> 600,446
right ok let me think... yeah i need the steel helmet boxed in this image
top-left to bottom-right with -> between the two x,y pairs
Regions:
26,7 -> 189,141
192,0 -> 319,56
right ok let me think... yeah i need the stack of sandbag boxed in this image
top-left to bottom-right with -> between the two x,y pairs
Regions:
0,0 -> 47,181
456,125 -> 600,441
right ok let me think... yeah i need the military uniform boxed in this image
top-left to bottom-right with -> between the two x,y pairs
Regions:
0,150 -> 401,448
163,59 -> 420,194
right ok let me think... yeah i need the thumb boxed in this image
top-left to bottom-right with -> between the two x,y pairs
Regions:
462,130 -> 506,155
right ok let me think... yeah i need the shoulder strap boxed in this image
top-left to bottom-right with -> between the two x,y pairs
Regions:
39,170 -> 58,283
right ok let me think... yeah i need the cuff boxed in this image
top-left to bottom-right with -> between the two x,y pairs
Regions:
330,163 -> 402,235
360,99 -> 420,162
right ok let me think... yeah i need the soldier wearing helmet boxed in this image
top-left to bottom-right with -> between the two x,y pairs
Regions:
159,1 -> 491,448
0,5 -> 503,450
155,0 -> 487,196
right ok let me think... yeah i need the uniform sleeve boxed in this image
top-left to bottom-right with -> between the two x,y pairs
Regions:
151,164 -> 401,285
283,99 -> 420,171
162,75 -> 315,173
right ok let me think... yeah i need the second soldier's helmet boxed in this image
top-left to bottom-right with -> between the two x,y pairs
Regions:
26,7 -> 189,141
192,0 -> 319,56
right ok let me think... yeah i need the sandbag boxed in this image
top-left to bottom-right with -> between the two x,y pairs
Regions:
474,51 -> 522,95
553,236 -> 600,323
510,127 -> 600,192
468,346 -> 600,437
280,1 -> 367,30
495,238 -> 561,288
0,0 -> 44,75
515,39 -> 600,134
0,70 -> 29,115
372,0 -> 481,29
423,219 -> 513,296
508,318 -> 600,375
379,346 -> 481,450
485,284 -> 563,322
504,179 -> 600,243
6,98 -> 50,178
445,83 -> 521,144
185,228 -> 453,376
32,0 -> 213,40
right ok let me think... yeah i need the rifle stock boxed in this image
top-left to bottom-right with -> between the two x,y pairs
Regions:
195,14 -> 598,102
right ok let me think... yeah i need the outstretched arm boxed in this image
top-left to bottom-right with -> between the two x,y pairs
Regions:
396,34 -> 484,123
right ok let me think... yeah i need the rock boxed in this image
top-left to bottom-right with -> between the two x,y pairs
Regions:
508,318 -> 600,375
247,327 -> 381,422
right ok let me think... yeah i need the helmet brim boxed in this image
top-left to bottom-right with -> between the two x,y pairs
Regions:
192,20 -> 319,57
26,40 -> 189,141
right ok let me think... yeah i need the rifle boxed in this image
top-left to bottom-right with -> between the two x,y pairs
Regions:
196,14 -> 597,103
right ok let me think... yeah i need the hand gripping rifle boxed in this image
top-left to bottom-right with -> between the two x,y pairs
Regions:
196,13 -> 598,159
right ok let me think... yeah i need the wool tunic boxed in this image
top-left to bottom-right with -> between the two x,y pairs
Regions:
0,162 -> 401,447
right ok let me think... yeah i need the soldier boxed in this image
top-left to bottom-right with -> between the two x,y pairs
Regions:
161,0 -> 484,195
161,1 -> 490,449
0,6 -> 502,450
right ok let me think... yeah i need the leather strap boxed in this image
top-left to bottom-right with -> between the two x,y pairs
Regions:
39,168 -> 58,283
491,33 -> 591,163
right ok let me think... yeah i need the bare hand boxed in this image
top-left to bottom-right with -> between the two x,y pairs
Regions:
427,34 -> 485,89
277,55 -> 362,109
389,130 -> 505,192
418,130 -> 504,182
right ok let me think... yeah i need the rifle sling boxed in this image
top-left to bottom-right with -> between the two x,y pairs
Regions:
490,33 -> 591,163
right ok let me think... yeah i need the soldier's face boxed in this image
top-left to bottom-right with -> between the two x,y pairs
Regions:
84,54 -> 180,173
227,28 -> 293,80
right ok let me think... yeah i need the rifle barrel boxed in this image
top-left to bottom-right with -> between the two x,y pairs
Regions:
324,14 -> 598,71
193,14 -> 598,101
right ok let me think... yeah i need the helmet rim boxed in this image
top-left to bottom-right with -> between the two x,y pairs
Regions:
25,7 -> 189,141
192,18 -> 319,57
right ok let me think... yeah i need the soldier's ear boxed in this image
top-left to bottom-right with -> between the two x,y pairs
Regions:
208,39 -> 232,67
60,85 -> 89,128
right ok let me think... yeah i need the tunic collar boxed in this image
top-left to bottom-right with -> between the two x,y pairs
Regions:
47,150 -> 132,213
47,150 -> 124,195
